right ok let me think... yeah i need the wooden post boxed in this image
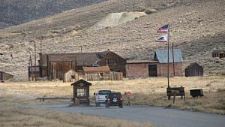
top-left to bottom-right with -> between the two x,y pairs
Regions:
173,95 -> 176,104
167,25 -> 170,88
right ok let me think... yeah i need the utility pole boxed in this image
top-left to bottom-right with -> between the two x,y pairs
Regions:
31,40 -> 37,66
132,0 -> 135,11
167,25 -> 170,88
172,42 -> 175,76
80,46 -> 83,53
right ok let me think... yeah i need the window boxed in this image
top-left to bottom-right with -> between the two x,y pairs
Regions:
77,88 -> 87,97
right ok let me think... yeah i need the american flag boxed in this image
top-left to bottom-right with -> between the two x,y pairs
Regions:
157,24 -> 169,33
156,34 -> 168,42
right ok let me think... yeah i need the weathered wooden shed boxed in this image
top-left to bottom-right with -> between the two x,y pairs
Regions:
64,69 -> 79,82
0,71 -> 13,81
185,63 -> 203,77
212,50 -> 225,58
71,79 -> 92,105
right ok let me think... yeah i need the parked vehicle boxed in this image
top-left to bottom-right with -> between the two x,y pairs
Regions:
105,92 -> 123,108
95,90 -> 111,106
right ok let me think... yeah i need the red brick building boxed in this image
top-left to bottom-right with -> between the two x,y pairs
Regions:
126,49 -> 183,79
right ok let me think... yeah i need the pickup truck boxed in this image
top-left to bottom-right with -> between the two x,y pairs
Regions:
95,90 -> 111,106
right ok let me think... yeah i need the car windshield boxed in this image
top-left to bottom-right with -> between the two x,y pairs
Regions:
98,90 -> 111,95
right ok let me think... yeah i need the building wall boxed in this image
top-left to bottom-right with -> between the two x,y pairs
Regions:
98,52 -> 126,76
0,72 -> 13,81
185,64 -> 203,77
157,63 -> 183,76
126,63 -> 149,78
39,52 -> 126,80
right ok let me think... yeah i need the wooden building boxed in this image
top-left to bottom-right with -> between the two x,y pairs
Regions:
126,49 -> 183,79
212,50 -> 225,58
71,79 -> 92,105
28,66 -> 40,81
0,71 -> 13,81
37,50 -> 126,80
185,63 -> 203,77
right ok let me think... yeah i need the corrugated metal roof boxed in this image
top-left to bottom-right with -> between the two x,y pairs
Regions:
154,49 -> 183,63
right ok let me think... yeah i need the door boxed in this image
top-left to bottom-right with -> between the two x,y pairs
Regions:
149,64 -> 157,77
50,62 -> 72,80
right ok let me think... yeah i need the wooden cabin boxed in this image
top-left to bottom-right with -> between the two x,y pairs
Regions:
0,71 -> 13,82
126,49 -> 183,79
36,50 -> 126,80
71,79 -> 92,105
185,63 -> 203,77
212,50 -> 225,58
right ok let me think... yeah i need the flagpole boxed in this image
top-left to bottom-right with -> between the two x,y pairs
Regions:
172,42 -> 175,76
167,25 -> 170,88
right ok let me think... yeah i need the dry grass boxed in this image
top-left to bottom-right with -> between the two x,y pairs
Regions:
124,91 -> 225,115
0,76 -> 225,115
2,76 -> 225,96
0,96 -> 151,127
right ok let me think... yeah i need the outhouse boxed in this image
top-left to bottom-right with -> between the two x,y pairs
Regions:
185,63 -> 203,77
71,79 -> 92,105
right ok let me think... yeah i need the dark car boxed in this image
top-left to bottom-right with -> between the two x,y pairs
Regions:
105,92 -> 123,108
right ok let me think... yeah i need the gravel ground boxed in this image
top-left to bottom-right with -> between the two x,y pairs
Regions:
34,104 -> 225,127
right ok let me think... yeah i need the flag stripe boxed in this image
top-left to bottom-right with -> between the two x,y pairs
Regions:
157,24 -> 169,33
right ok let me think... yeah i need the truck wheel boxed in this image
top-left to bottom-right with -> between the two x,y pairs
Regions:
96,103 -> 100,107
119,103 -> 123,108
105,103 -> 110,108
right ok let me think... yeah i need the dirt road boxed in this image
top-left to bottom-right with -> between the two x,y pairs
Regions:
36,104 -> 225,127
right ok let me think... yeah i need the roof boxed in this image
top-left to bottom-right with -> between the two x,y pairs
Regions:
154,49 -> 183,63
75,53 -> 101,66
71,79 -> 92,86
83,66 -> 110,73
212,50 -> 225,54
42,50 -> 115,66
126,60 -> 158,64
186,63 -> 203,69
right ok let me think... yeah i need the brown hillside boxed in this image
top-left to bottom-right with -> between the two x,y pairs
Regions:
0,0 -> 225,80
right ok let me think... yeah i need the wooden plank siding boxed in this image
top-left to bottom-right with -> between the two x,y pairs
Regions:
38,50 -> 126,81
97,51 -> 126,76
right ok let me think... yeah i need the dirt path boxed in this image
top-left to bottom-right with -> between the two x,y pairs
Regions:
34,104 -> 225,127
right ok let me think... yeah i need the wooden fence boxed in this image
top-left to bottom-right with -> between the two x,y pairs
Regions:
84,72 -> 123,81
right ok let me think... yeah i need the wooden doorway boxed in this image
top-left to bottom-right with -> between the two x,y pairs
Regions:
50,61 -> 72,80
149,64 -> 157,77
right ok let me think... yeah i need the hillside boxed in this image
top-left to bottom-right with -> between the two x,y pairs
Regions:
0,0 -> 107,28
0,0 -> 225,80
